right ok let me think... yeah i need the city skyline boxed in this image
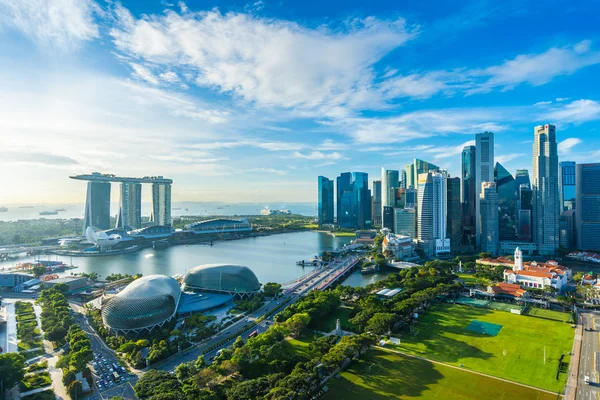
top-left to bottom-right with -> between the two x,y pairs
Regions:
1,0 -> 600,204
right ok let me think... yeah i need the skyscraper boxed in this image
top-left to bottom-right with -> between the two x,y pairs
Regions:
461,145 -> 476,248
518,184 -> 533,242
404,159 -> 440,189
381,168 -> 399,218
352,172 -> 372,229
480,182 -> 499,255
559,161 -> 576,211
446,177 -> 461,252
394,208 -> 416,238
532,124 -> 559,256
576,163 -> 600,251
83,181 -> 111,234
417,170 -> 450,256
475,132 -> 494,247
495,163 -> 517,241
372,180 -> 382,227
405,187 -> 417,209
383,206 -> 394,230
336,172 -> 352,226
317,176 -> 334,226
151,182 -> 172,227
116,182 -> 142,230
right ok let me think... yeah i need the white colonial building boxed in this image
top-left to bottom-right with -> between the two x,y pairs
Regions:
382,233 -> 417,261
503,247 -> 571,290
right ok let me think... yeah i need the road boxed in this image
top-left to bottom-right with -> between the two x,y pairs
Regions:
577,312 -> 600,400
152,255 -> 360,372
69,304 -> 138,400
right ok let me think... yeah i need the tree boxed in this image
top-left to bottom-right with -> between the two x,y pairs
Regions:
309,335 -> 339,355
68,380 -> 83,400
194,355 -> 205,370
0,353 -> 26,393
32,265 -> 47,278
573,272 -> 584,284
286,313 -> 310,336
134,370 -> 181,400
174,361 -> 197,381
53,282 -> 70,295
262,282 -> 282,298
365,312 -> 396,335
46,326 -> 68,344
233,336 -> 245,349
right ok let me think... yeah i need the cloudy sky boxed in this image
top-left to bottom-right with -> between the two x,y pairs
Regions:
0,0 -> 598,205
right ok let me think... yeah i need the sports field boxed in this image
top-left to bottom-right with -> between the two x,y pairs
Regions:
395,303 -> 573,392
323,348 -> 560,400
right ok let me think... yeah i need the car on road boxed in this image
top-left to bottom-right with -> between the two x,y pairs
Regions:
585,376 -> 590,385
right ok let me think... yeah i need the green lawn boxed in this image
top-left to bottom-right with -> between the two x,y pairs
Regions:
18,339 -> 43,351
525,307 -> 571,323
394,303 -> 573,392
456,273 -> 480,286
20,372 -> 52,392
21,390 -> 55,400
323,348 -> 560,400
309,306 -> 358,333
286,331 -> 320,360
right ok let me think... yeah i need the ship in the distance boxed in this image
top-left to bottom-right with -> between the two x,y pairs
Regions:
0,207 -> 8,212
39,211 -> 59,216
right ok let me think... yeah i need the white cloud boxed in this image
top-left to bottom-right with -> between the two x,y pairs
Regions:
159,71 -> 180,83
495,153 -> 525,164
130,63 -> 159,84
542,99 -> 600,124
110,5 -> 417,114
534,101 -> 552,106
556,97 -> 570,102
191,140 -> 304,151
0,0 -> 98,50
246,167 -> 287,175
292,151 -> 344,160
558,138 -> 583,154
318,139 -> 348,151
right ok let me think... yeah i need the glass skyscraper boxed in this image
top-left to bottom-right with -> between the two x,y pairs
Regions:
446,177 -> 461,252
317,176 -> 334,226
475,132 -> 494,248
480,182 -> 499,255
336,172 -> 352,226
151,182 -> 172,227
336,172 -> 371,229
381,168 -> 399,219
559,161 -> 576,211
116,182 -> 142,230
461,145 -> 476,247
495,163 -> 517,241
576,163 -> 600,251
372,180 -> 382,227
83,181 -> 111,234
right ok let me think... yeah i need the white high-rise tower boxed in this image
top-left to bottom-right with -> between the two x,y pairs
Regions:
514,247 -> 523,271
532,124 -> 559,256
475,132 -> 494,247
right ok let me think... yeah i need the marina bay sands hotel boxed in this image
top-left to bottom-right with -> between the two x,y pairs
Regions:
70,172 -> 173,234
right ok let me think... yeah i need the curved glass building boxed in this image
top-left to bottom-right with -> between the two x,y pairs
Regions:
102,275 -> 181,334
182,264 -> 260,297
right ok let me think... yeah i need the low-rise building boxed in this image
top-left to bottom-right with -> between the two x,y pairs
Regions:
503,247 -> 571,290
0,272 -> 34,288
43,276 -> 89,293
382,233 -> 417,261
487,282 -> 528,298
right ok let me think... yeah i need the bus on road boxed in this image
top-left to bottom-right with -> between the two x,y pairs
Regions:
248,330 -> 258,338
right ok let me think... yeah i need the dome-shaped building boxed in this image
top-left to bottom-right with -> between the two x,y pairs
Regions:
102,275 -> 181,334
182,264 -> 260,297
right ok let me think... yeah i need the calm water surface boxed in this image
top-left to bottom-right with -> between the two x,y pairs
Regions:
2,232 -> 383,285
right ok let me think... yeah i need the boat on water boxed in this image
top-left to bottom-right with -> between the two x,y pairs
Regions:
0,207 -> 7,212
19,206 -> 34,208
173,207 -> 182,210
361,265 -> 378,275
39,211 -> 59,216
55,208 -> 66,212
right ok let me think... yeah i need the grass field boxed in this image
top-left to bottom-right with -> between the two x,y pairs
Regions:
323,348 -> 560,400
395,303 -> 573,392
286,331 -> 319,360
456,273 -> 480,286
309,306 -> 358,333
525,307 -> 571,323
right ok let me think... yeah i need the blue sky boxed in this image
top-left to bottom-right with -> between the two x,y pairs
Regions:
0,0 -> 598,204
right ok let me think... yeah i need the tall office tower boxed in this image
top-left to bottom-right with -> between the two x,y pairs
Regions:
446,177 -> 461,253
404,159 -> 440,189
559,161 -> 576,211
559,210 -> 576,249
461,145 -> 476,248
480,182 -> 499,255
475,132 -> 494,247
372,180 -> 382,227
576,163 -> 600,251
400,170 -> 407,189
394,208 -> 416,237
352,172 -> 372,229
317,176 -> 334,226
518,184 -> 533,241
495,163 -> 517,241
82,181 -> 111,234
381,168 -> 400,218
336,172 -> 352,226
532,124 -> 559,256
383,206 -> 394,230
417,171 -> 450,256
151,182 -> 172,227
116,182 -> 142,230
394,188 -> 406,208
405,188 -> 417,209
514,170 -> 531,197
